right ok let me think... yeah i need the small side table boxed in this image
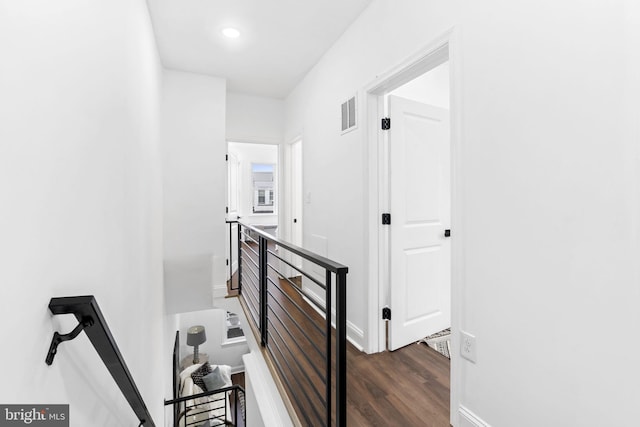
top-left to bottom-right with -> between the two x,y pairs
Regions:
180,353 -> 209,371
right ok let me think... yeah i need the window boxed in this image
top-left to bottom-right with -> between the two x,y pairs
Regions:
252,163 -> 275,213
222,311 -> 245,346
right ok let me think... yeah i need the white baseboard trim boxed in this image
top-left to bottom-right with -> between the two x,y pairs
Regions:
347,322 -> 364,351
302,288 -> 365,351
459,405 -> 490,427
212,284 -> 228,299
230,365 -> 245,375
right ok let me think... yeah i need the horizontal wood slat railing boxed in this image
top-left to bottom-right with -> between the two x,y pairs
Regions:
230,220 -> 348,426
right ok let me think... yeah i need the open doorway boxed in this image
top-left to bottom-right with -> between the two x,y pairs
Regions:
289,139 -> 303,270
386,60 -> 451,352
289,139 -> 303,250
366,34 -> 460,425
226,142 -> 279,282
280,138 -> 304,286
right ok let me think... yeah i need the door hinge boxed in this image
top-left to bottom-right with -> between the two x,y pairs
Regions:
382,213 -> 391,225
225,154 -> 228,161
226,259 -> 229,266
226,206 -> 229,214
381,117 -> 391,130
382,307 -> 391,320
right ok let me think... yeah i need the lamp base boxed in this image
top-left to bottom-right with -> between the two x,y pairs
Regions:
180,353 -> 209,371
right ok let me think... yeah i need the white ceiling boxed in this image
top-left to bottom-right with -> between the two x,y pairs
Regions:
147,0 -> 372,99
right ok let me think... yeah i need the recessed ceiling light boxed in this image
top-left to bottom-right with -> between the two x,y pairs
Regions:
222,28 -> 240,39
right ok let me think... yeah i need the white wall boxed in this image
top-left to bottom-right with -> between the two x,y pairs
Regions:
0,0 -> 164,425
226,93 -> 284,145
162,70 -> 228,310
389,61 -> 449,108
285,1 -> 640,426
227,142 -> 279,226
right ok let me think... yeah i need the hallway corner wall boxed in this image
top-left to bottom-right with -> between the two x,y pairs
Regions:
0,0 -> 165,424
226,93 -> 284,145
161,70 -> 227,312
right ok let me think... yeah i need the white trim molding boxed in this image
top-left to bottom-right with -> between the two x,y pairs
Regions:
346,321 -> 365,352
459,405 -> 491,427
364,27 -> 459,354
302,288 -> 365,351
243,352 -> 294,427
230,365 -> 245,375
212,284 -> 228,300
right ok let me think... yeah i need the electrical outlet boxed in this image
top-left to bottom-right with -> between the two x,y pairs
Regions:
460,331 -> 477,363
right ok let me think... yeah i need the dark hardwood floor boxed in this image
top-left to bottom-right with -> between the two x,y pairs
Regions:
346,342 -> 450,427
229,241 -> 450,426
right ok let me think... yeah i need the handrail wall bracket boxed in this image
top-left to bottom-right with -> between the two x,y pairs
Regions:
44,295 -> 156,427
46,317 -> 94,366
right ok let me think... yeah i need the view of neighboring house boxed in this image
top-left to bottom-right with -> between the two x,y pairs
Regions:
1,1 -> 639,426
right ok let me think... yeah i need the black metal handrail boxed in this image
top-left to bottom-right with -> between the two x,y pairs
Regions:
235,220 -> 348,426
45,296 -> 155,427
164,384 -> 246,405
240,221 -> 348,273
164,385 -> 246,427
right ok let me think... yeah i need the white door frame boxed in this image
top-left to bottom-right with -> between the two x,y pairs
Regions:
364,28 -> 463,426
281,136 -> 303,244
280,135 -> 304,277
289,137 -> 303,249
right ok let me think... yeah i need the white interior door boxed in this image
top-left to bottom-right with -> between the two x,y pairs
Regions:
291,140 -> 303,260
228,152 -> 239,216
388,95 -> 451,351
226,152 -> 239,280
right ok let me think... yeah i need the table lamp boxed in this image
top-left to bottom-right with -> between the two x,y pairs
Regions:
187,325 -> 206,364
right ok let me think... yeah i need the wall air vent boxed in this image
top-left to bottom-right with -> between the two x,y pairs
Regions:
341,95 -> 357,134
